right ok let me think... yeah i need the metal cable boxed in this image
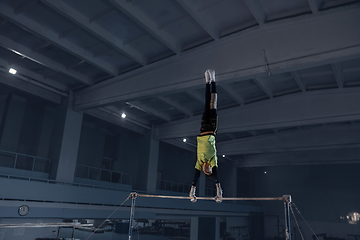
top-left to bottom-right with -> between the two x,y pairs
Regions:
85,194 -> 132,240
291,202 -> 320,240
290,203 -> 305,240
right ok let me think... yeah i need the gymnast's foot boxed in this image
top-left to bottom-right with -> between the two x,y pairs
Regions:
205,69 -> 216,84
215,183 -> 223,203
189,185 -> 197,203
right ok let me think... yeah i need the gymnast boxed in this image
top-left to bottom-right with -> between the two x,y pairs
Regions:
189,69 -> 223,203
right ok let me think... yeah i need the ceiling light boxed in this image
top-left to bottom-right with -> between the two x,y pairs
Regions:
183,138 -> 186,142
9,68 -> 17,74
222,155 -> 225,158
121,113 -> 126,118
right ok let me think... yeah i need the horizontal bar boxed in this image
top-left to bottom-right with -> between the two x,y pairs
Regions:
135,193 -> 285,201
0,223 -> 93,228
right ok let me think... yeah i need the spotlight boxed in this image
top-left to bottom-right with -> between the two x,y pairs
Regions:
264,171 -> 267,174
183,138 -> 186,142
121,113 -> 126,118
222,155 -> 225,158
9,68 -> 17,74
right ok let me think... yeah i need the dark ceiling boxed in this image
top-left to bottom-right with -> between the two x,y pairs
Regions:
0,0 -> 360,167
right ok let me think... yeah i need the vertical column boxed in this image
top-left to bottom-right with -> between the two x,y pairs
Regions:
49,92 -> 83,182
56,92 -> 83,183
190,217 -> 199,240
284,195 -> 292,240
0,95 -> 26,152
146,127 -> 159,193
215,217 -> 220,240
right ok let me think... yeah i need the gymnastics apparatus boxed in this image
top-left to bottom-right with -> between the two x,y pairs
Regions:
125,193 -> 293,240
0,193 -> 318,240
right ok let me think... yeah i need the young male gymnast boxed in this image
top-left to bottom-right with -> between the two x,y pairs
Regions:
189,69 -> 223,203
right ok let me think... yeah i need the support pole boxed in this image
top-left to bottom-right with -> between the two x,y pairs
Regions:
128,193 -> 137,240
283,195 -> 292,240
71,226 -> 75,240
56,227 -> 61,240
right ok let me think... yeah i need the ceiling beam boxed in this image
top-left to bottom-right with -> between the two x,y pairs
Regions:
158,96 -> 193,117
290,71 -> 306,92
7,54 -> 25,65
253,77 -> 273,98
158,14 -> 190,30
242,0 -> 267,25
99,107 -> 151,130
307,0 -> 324,13
225,133 -> 237,140
0,35 -> 92,85
219,85 -> 244,105
0,58 -> 68,92
85,109 -> 146,134
127,101 -> 172,122
218,124 -> 360,155
74,5 -> 360,110
331,63 -> 345,88
0,71 -> 62,104
0,2 -> 118,76
161,139 -> 196,152
198,0 -> 227,11
175,0 -> 220,40
154,87 -> 360,139
58,26 -> 79,39
107,0 -> 180,54
235,148 -> 360,167
0,19 -> 6,26
41,0 -> 146,66
14,0 -> 38,15
104,105 -> 151,127
187,90 -> 204,105
89,6 -> 116,23
31,41 -> 51,52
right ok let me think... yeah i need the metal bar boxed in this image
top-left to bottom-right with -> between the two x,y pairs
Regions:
0,223 -> 93,228
284,195 -> 292,240
128,194 -> 137,240
135,193 -> 285,201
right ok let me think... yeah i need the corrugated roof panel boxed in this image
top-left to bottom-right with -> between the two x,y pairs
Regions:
97,10 -> 145,41
259,0 -> 310,20
134,0 -> 186,26
62,0 -> 111,19
127,34 -> 174,61
0,22 -> 43,49
201,0 -> 256,31
22,2 -> 75,34
162,17 -> 210,47
36,45 -> 82,68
